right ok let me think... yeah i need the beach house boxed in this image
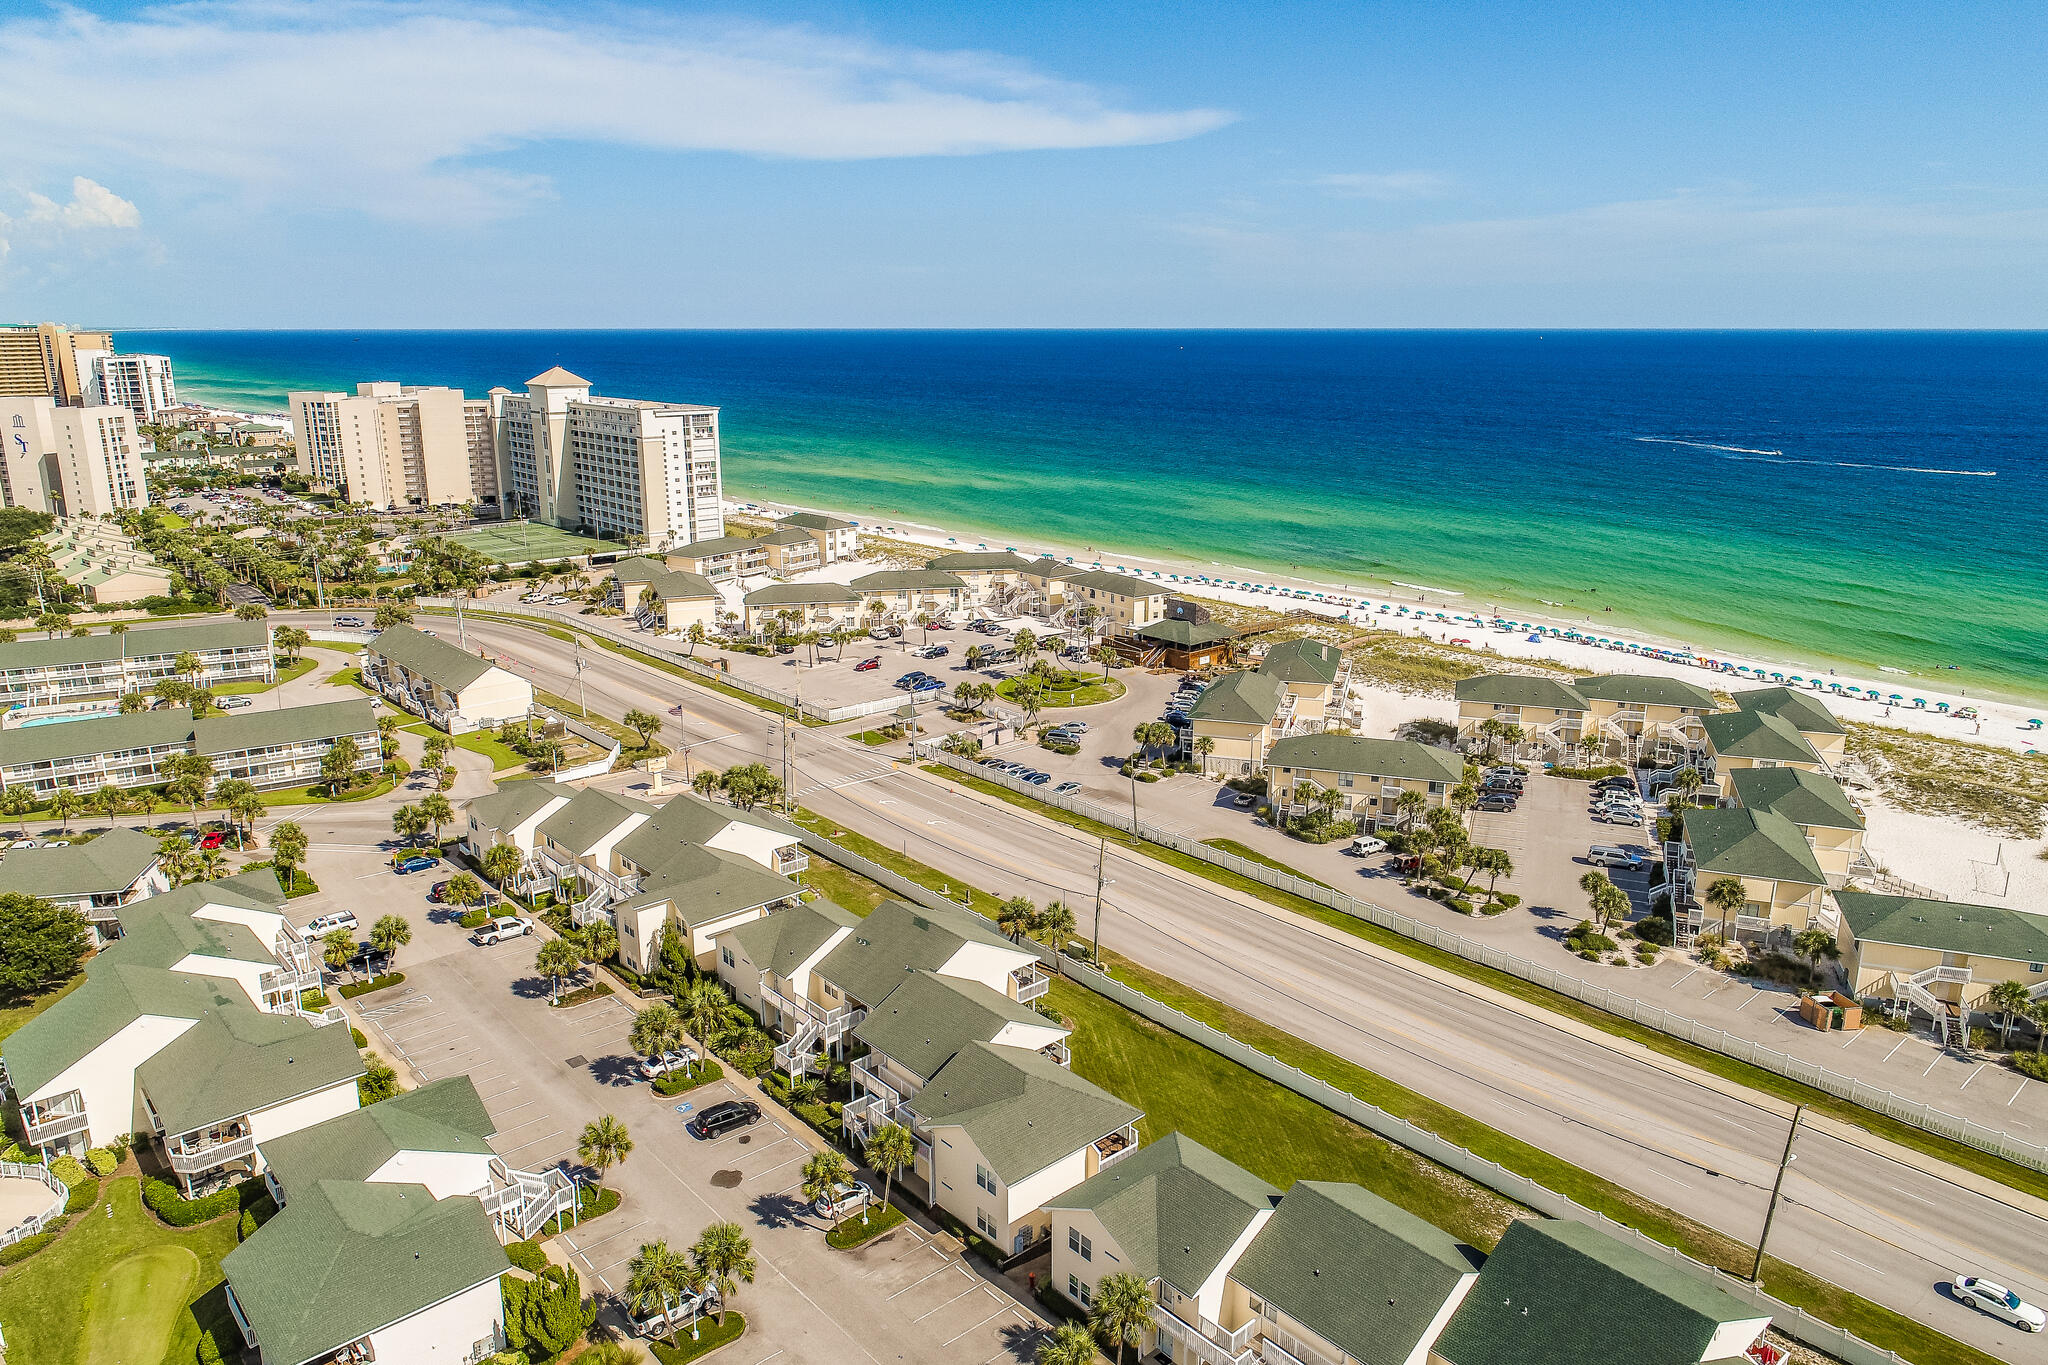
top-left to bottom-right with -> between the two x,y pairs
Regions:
608,557 -> 722,631
2,881 -> 354,1193
776,511 -> 859,564
0,826 -> 168,944
1724,766 -> 1867,886
1667,806 -> 1829,943
0,619 -> 273,710
1731,686 -> 1847,770
1188,670 -> 1290,775
925,550 -> 1037,610
851,568 -> 970,622
665,533 -> 770,580
1255,638 -> 1346,728
1023,562 -> 1169,631
742,581 -> 862,633
1571,674 -> 1718,766
1834,892 -> 2048,1046
1453,675 -> 1589,759
362,623 -> 534,731
36,518 -> 173,603
1266,733 -> 1465,830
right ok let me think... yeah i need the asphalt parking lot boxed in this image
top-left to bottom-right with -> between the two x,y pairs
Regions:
353,921 -> 1051,1364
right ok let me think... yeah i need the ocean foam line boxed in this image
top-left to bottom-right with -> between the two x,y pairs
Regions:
1636,436 -> 1784,455
1392,580 -> 1464,596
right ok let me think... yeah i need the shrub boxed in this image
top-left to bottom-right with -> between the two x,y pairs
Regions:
2014,1052 -> 2048,1081
1039,739 -> 1080,755
1633,916 -> 1674,946
1492,892 -> 1522,909
0,1230 -> 57,1265
65,1179 -> 96,1214
1554,764 -> 1628,781
50,1154 -> 89,1188
1137,771 -> 1161,783
825,1201 -> 907,1249
652,1061 -> 725,1096
339,972 -> 405,999
1448,897 -> 1475,915
239,1209 -> 258,1240
1970,1027 -> 2001,1052
198,1329 -> 224,1364
505,1238 -> 549,1274
300,990 -> 329,1010
459,908 -> 489,930
1635,946 -> 1659,963
352,1027 -> 369,1048
85,1147 -> 118,1177
143,1176 -> 252,1227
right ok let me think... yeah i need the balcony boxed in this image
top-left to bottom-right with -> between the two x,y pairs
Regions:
1255,1331 -> 1337,1365
1012,964 -> 1049,1004
851,1056 -> 906,1110
167,1127 -> 257,1175
1093,1124 -> 1138,1171
1152,1300 -> 1255,1365
22,1099 -> 89,1146
775,846 -> 810,876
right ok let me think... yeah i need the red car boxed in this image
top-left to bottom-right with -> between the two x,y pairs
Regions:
854,657 -> 881,671
198,831 -> 226,850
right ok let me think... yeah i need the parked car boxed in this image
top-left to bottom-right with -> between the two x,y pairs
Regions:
304,910 -> 358,937
1474,794 -> 1518,812
1954,1276 -> 2046,1331
395,854 -> 439,874
868,625 -> 900,640
911,644 -> 950,659
637,1048 -> 700,1081
910,677 -> 944,693
216,696 -> 253,710
1347,835 -> 1388,856
474,916 -> 532,946
1058,721 -> 1089,734
198,831 -> 227,850
854,657 -> 881,671
1591,807 -> 1641,826
687,1099 -> 763,1139
427,880 -> 450,902
332,616 -> 365,628
1232,791 -> 1258,808
1592,776 -> 1638,794
813,1180 -> 874,1221
1022,770 -> 1052,785
1052,780 -> 1082,796
1586,845 -> 1642,870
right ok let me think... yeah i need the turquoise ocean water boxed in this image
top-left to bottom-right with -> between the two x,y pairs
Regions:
137,330 -> 2048,704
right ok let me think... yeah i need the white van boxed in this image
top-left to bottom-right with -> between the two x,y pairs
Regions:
303,910 -> 359,938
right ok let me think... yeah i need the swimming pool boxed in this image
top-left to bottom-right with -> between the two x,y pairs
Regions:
15,710 -> 118,728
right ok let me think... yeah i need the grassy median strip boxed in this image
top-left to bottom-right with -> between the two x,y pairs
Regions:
791,807 -> 1008,918
1201,836 -> 1335,888
918,762 -> 2048,1203
798,835 -> 1989,1365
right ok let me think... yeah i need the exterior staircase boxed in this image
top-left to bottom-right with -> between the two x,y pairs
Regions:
774,1014 -> 824,1076
1893,966 -> 1971,1049
482,1160 -> 578,1240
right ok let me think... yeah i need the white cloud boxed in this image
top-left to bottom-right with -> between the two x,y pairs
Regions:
1310,171 -> 1454,202
23,177 -> 143,230
0,2 -> 1233,224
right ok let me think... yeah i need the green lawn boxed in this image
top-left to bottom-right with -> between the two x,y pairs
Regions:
994,671 -> 1124,708
263,759 -> 410,806
402,719 -> 529,772
649,1310 -> 747,1364
0,1176 -> 240,1365
213,655 -> 318,695
791,808 -> 1007,919
0,974 -> 85,1048
850,729 -> 899,746
156,513 -> 189,530
1201,837 -> 1335,888
325,666 -> 378,695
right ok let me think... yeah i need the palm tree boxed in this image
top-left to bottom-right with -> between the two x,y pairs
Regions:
580,920 -> 619,970
690,1222 -> 755,1327
1792,927 -> 1841,985
90,783 -> 127,826
864,1123 -> 916,1216
230,787 -> 267,849
322,928 -> 355,976
800,1148 -> 855,1219
691,769 -> 721,800
49,787 -> 81,833
1034,900 -> 1077,969
0,786 -> 33,839
686,621 -> 707,656
578,1115 -> 634,1189
1192,735 -> 1215,771
193,846 -> 229,882
625,1239 -> 699,1346
997,895 -> 1035,942
679,979 -> 727,1069
1987,980 -> 2033,1047
1475,847 -> 1513,906
441,871 -> 485,919
482,841 -> 523,897
1673,766 -> 1704,808
630,1002 -> 687,1073
1394,788 -> 1426,832
537,937 -> 581,1003
965,643 -> 986,671
369,914 -> 412,970
418,792 -> 455,846
391,802 -> 429,850
1037,1322 -> 1097,1365
1092,642 -> 1118,679
1704,875 -> 1748,943
1089,1272 -> 1155,1365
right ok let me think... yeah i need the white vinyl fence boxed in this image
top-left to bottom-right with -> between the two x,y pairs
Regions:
919,748 -> 2048,1176
0,1161 -> 69,1248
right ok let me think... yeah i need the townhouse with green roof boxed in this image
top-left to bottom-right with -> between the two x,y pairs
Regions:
1835,891 -> 2048,1041
741,579 -> 862,632
0,825 -> 167,942
1188,670 -> 1290,775
926,550 -> 1036,610
1266,733 -> 1464,831
1668,806 -> 1829,944
1023,560 -> 1170,631
851,567 -> 970,620
1701,707 -> 1822,782
1453,674 -> 1589,758
1725,765 -> 1866,885
0,617 -> 272,709
666,533 -> 773,580
1571,674 -> 1718,766
1256,638 -> 1345,725
0,697 -> 378,796
608,556 -> 722,631
1731,685 -> 1847,770
2,881 -> 354,1193
1429,1218 -> 1770,1365
776,510 -> 859,563
362,623 -> 533,732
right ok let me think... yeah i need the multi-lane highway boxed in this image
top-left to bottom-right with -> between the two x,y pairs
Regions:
298,610 -> 2048,1361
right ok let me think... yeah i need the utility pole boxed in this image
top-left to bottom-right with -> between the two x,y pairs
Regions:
1092,837 -> 1108,963
572,643 -> 587,718
1751,1104 -> 1803,1282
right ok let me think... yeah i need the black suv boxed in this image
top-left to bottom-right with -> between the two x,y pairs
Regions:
687,1099 -> 762,1139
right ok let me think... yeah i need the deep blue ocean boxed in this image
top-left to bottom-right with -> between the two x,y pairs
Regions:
135,330 -> 2048,702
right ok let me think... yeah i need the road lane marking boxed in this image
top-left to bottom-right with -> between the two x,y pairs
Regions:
1828,1249 -> 1886,1275
1890,1185 -> 1941,1207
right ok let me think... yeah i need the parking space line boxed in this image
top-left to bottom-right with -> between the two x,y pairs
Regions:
984,1333 -> 1043,1365
912,1283 -> 981,1323
1923,1052 -> 1945,1077
887,1262 -> 959,1300
940,1305 -> 1011,1348
563,1218 -> 648,1259
490,1098 -> 543,1120
1735,990 -> 1763,1012
1883,1035 -> 1911,1063
499,1127 -> 563,1156
745,1152 -> 811,1185
2011,1079 -> 2031,1106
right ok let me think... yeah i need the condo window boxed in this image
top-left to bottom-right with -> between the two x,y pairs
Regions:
1069,1228 -> 1091,1260
1068,1275 -> 1091,1306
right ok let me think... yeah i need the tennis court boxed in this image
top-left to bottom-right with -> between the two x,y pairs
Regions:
435,523 -> 638,563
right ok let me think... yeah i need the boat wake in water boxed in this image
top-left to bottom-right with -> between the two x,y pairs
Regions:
1639,438 -> 1994,477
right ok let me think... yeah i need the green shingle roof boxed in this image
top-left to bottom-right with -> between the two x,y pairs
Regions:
1133,618 -> 1236,648
261,1077 -> 497,1191
724,899 -> 861,980
613,843 -> 798,924
1231,1182 -> 1477,1365
1684,807 -> 1826,886
1572,674 -> 1716,709
1434,1219 -> 1762,1365
1059,568 -> 1161,598
536,787 -> 655,855
850,569 -> 968,592
195,698 -> 378,756
927,551 -> 1033,572
1258,639 -> 1342,685
912,1041 -> 1140,1183
1043,1131 -> 1279,1294
673,534 -> 764,558
816,899 -> 1024,1008
743,582 -> 859,606
463,780 -> 570,836
1453,674 -> 1588,710
1726,766 -> 1863,831
853,971 -> 1054,1082
224,1180 -> 509,1365
0,707 -> 194,768
615,558 -> 719,601
1837,891 -> 2048,964
0,826 -> 158,898
615,791 -> 788,862
1267,734 -> 1463,784
366,624 -> 496,692
137,1004 -> 363,1134
759,527 -> 815,548
778,512 -> 853,531
1702,708 -> 1819,765
1188,670 -> 1287,726
112,889 -> 279,970
1,963 -> 235,1099
1733,686 -> 1845,736
0,619 -> 268,673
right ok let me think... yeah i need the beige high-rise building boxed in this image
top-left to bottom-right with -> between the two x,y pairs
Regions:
289,382 -> 484,509
493,368 -> 723,550
0,396 -> 151,516
0,324 -> 113,405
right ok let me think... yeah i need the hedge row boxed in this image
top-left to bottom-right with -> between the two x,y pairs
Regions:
339,972 -> 406,999
143,1176 -> 256,1227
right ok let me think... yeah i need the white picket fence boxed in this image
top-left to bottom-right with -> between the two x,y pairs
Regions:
919,749 -> 2048,1176
0,1160 -> 69,1248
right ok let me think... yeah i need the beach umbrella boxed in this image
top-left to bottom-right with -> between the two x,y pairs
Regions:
946,536 -> 957,544
2028,719 -> 2042,729
1788,675 -> 1803,683
1913,699 -> 1926,708
1890,693 -> 1903,701
1936,701 -> 1949,712
1770,672 -> 1785,681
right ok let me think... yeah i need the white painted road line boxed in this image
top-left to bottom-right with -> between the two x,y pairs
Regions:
941,1306 -> 1011,1348
913,1284 -> 981,1323
888,1262 -> 958,1300
1883,1035 -> 1911,1063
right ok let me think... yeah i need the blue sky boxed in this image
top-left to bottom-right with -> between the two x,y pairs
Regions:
1,1 -> 2042,327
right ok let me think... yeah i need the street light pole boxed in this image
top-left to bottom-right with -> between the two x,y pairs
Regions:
1091,837 -> 1108,963
1751,1104 -> 1803,1283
